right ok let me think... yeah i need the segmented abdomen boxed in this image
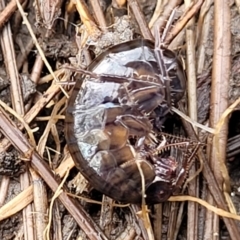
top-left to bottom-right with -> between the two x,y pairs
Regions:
65,39 -> 186,203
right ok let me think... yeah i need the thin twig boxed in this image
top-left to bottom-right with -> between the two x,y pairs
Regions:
204,0 -> 233,238
0,0 -> 24,28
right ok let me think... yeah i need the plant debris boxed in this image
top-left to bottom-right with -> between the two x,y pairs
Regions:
0,0 -> 240,240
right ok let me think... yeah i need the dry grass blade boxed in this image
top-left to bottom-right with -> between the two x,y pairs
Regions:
0,186 -> 33,221
0,99 -> 36,146
172,107 -> 214,133
164,0 -> 204,45
136,161 -> 154,240
169,195 -> 240,221
148,0 -> 165,28
37,95 -> 66,156
75,0 -> 101,38
43,169 -> 69,239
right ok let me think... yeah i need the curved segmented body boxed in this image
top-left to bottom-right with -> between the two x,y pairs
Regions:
65,39 -> 187,204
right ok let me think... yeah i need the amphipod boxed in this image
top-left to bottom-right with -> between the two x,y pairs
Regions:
65,39 -> 187,204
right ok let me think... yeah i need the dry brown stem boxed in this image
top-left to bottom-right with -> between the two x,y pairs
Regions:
152,204 -> 162,239
129,0 -> 154,40
204,0 -> 234,238
99,196 -> 115,237
0,0 -> 34,238
30,168 -> 48,239
184,0 -> 198,239
89,0 -> 107,30
196,0 -> 213,74
0,0 -> 24,29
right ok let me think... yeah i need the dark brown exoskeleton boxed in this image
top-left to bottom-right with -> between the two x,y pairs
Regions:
65,39 -> 197,204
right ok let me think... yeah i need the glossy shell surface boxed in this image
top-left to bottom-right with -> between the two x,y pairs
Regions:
65,39 -> 186,204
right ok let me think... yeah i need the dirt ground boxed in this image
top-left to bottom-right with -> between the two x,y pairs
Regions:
0,0 -> 240,239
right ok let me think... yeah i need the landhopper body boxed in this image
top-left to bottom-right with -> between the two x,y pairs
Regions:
65,39 -> 193,204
